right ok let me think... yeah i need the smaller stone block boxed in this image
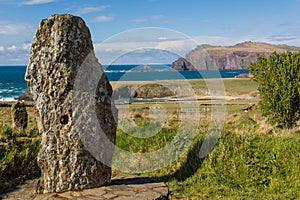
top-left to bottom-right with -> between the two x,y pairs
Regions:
11,102 -> 28,131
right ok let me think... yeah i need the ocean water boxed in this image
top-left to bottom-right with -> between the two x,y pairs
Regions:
0,66 -> 27,101
0,65 -> 249,101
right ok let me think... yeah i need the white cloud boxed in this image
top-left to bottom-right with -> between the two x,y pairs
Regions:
22,0 -> 56,5
92,15 -> 114,23
94,30 -> 300,65
7,45 -> 18,51
0,0 -> 20,5
158,37 -> 168,41
0,43 -> 31,65
21,43 -> 31,50
94,41 -> 158,64
263,35 -> 300,46
0,21 -> 34,35
267,34 -> 298,42
130,18 -> 147,23
150,15 -> 166,20
75,5 -> 110,15
94,34 -> 195,64
4,43 -> 31,52
130,15 -> 167,23
192,36 -> 245,46
156,38 -> 195,53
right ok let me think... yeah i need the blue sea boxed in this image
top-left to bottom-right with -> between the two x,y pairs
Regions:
0,65 -> 249,101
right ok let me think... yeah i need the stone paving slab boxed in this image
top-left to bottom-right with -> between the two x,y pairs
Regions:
1,174 -> 169,200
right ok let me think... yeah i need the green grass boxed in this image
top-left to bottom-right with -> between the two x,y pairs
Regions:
0,137 -> 40,193
112,78 -> 259,97
116,118 -> 179,153
188,78 -> 259,96
114,108 -> 299,199
0,98 -> 299,199
0,104 -> 41,194
146,119 -> 300,199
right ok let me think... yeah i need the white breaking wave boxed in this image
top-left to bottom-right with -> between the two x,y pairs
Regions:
0,97 -> 17,102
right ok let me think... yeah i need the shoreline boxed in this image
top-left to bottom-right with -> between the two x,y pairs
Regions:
0,77 -> 253,104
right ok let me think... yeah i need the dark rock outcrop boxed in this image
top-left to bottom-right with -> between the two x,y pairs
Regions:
131,84 -> 174,98
113,86 -> 132,100
25,14 -> 117,193
16,91 -> 33,101
171,58 -> 196,71
113,84 -> 174,100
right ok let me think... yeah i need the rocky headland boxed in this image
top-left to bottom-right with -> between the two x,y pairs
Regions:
171,41 -> 300,70
171,58 -> 196,71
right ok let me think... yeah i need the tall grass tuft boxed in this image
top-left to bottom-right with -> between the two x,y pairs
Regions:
148,120 -> 300,199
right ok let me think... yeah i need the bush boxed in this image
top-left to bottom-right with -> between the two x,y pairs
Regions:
249,51 -> 300,128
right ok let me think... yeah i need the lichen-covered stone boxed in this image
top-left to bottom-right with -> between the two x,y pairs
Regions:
11,102 -> 28,131
25,14 -> 117,193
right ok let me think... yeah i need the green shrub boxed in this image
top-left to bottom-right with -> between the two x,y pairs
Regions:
249,51 -> 300,128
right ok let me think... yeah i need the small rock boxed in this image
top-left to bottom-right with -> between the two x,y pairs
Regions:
16,91 -> 33,101
130,65 -> 154,72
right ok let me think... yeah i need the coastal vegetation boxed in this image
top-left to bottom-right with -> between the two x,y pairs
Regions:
250,51 -> 300,129
0,103 -> 40,193
0,79 -> 299,199
148,118 -> 300,199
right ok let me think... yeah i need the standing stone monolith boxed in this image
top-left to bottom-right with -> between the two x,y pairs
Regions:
11,102 -> 28,131
25,14 -> 117,193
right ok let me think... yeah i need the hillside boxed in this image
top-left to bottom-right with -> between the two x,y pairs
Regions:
176,41 -> 300,70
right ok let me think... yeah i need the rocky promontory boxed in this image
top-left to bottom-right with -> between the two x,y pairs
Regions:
171,58 -> 196,71
172,41 -> 300,70
113,84 -> 174,100
16,91 -> 33,101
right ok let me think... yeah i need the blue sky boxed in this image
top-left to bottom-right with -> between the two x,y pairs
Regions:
1,0 -> 300,65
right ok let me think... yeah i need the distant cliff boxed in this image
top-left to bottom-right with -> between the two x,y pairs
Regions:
172,41 -> 300,70
171,58 -> 196,71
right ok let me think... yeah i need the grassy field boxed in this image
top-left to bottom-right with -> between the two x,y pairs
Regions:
114,87 -> 299,199
0,103 -> 40,193
145,118 -> 300,199
111,78 -> 259,97
0,78 -> 299,199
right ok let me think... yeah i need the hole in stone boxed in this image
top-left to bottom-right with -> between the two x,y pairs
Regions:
60,115 -> 69,125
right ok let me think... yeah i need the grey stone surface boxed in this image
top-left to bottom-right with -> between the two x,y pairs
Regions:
11,102 -> 28,131
25,14 -> 117,193
1,175 -> 169,200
